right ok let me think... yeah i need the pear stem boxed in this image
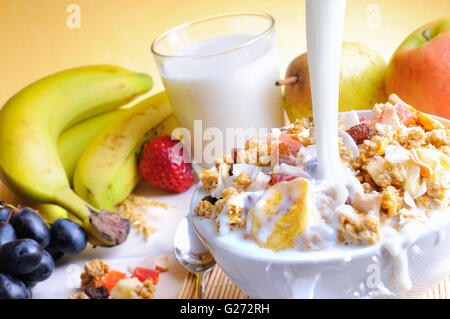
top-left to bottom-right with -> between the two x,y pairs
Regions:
275,75 -> 299,86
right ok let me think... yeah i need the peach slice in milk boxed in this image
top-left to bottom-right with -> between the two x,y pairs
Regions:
247,178 -> 309,251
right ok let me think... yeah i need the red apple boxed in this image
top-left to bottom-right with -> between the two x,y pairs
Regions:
385,18 -> 450,119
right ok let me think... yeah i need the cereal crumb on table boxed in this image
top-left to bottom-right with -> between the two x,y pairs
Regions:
126,194 -> 172,209
133,280 -> 156,299
81,259 -> 110,290
117,196 -> 159,239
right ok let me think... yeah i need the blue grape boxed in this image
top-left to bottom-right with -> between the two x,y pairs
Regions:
0,205 -> 14,222
0,273 -> 31,299
45,241 -> 64,261
0,221 -> 16,246
10,207 -> 50,248
50,219 -> 87,255
0,239 -> 43,275
19,250 -> 54,283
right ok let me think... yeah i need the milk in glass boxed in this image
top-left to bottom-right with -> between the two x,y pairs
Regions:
159,33 -> 284,163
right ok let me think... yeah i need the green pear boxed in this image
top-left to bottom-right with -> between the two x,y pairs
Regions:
281,42 -> 387,121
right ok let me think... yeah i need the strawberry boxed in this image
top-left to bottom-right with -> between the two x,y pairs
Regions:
138,136 -> 194,193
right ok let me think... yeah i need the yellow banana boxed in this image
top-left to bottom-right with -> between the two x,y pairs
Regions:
59,110 -> 122,181
35,110 -> 121,224
0,65 -> 152,246
73,91 -> 173,211
107,113 -> 180,205
38,101 -> 178,223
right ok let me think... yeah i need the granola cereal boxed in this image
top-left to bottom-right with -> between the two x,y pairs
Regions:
193,94 -> 449,251
80,259 -> 110,290
72,259 -> 160,299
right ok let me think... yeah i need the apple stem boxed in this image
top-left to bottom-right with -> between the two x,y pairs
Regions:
422,29 -> 431,41
275,75 -> 299,86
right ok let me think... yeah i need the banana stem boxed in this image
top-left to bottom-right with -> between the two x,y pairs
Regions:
53,186 -> 129,246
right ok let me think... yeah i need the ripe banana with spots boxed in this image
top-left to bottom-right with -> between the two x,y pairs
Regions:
73,91 -> 173,212
59,110 -> 122,181
37,99 -> 178,223
0,65 -> 153,246
35,110 -> 122,223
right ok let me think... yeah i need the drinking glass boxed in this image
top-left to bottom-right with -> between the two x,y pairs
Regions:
152,12 -> 284,164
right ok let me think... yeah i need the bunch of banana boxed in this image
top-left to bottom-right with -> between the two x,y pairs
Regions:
38,93 -> 178,221
0,65 -> 153,246
73,91 -> 173,211
35,110 -> 123,224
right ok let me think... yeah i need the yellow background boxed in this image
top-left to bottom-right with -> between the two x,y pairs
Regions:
0,0 -> 449,106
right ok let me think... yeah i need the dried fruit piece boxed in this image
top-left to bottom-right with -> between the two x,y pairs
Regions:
99,270 -> 127,292
201,195 -> 218,205
380,103 -> 403,128
85,285 -> 110,299
346,123 -> 374,145
394,102 -> 414,125
271,173 -> 303,184
155,256 -> 169,272
404,162 -> 421,198
415,112 -> 444,131
132,267 -> 159,285
110,277 -> 141,299
277,133 -> 303,164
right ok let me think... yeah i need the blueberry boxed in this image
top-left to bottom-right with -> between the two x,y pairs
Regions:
10,207 -> 50,248
50,219 -> 87,255
0,239 -> 43,275
18,250 -> 54,283
0,205 -> 14,222
0,221 -> 16,246
0,273 -> 31,299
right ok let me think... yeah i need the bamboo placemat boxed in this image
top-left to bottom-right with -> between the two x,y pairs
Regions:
177,266 -> 450,299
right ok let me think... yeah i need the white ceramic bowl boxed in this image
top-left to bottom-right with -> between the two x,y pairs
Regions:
190,111 -> 450,299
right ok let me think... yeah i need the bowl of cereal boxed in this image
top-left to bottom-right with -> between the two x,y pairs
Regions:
190,94 -> 450,298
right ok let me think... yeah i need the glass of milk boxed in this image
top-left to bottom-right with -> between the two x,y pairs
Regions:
151,12 -> 284,164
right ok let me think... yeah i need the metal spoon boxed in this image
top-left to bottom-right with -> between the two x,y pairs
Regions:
174,216 -> 215,299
